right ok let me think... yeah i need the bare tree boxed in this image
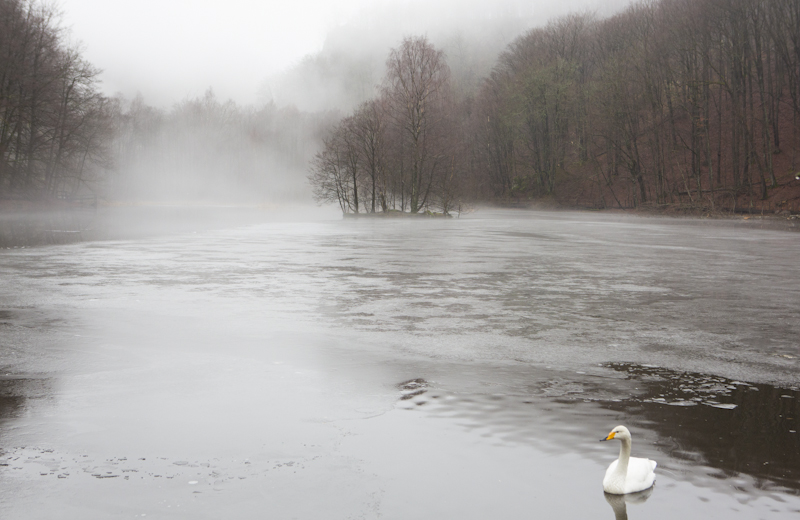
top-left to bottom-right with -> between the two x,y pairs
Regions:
383,36 -> 453,213
309,134 -> 352,213
351,98 -> 388,212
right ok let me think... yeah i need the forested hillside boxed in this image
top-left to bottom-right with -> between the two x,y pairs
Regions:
310,0 -> 800,215
480,0 -> 800,213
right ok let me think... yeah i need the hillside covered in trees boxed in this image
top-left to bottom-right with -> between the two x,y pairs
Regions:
310,0 -> 800,215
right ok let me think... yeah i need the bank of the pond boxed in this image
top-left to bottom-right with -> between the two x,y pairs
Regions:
342,210 -> 454,218
0,203 -> 338,248
491,200 -> 800,232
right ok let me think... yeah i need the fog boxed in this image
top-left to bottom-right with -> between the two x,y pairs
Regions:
265,0 -> 632,111
61,0 -> 343,107
105,91 -> 335,205
58,0 -> 632,205
63,0 -> 632,108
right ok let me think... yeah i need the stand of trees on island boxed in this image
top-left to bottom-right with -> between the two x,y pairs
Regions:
309,37 -> 468,216
311,0 -> 800,215
2,0 -> 800,215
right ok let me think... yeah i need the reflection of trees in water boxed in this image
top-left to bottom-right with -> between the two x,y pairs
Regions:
601,363 -> 800,493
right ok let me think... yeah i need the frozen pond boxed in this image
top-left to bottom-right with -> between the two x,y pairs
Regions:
1,208 -> 798,519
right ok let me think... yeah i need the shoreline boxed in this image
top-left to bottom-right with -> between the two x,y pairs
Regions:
2,198 -> 797,232
342,209 -> 452,218
488,200 -> 800,232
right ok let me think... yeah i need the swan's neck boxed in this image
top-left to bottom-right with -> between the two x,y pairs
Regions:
616,438 -> 631,474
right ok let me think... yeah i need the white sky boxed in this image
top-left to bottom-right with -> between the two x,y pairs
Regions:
61,0 -> 367,106
61,0 -> 628,107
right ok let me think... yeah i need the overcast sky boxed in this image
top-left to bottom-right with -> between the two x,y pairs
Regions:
61,0 -> 629,107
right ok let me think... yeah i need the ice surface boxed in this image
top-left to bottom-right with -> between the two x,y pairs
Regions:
0,208 -> 798,519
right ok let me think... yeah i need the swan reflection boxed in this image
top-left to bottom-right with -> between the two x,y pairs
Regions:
604,487 -> 653,520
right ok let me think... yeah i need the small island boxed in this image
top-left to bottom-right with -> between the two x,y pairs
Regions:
342,209 -> 453,218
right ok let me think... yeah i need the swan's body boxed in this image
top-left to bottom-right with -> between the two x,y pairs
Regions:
600,425 -> 657,495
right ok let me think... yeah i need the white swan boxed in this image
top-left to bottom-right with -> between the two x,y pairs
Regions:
600,425 -> 657,494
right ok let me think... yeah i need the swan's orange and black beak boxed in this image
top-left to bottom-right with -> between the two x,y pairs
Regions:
600,431 -> 616,442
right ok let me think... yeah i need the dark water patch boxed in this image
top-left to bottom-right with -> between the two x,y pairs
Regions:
0,210 -> 97,247
601,363 -> 800,492
394,363 -> 800,494
0,392 -> 24,422
0,206 -> 272,248
494,231 -> 562,241
394,374 -> 606,446
0,376 -> 53,422
0,308 -> 67,331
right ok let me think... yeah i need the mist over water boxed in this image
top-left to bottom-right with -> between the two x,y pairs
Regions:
0,208 -> 798,519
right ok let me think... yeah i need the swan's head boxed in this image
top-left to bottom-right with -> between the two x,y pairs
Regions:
600,425 -> 631,442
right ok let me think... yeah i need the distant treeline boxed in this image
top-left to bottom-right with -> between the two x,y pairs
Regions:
0,0 -> 112,201
311,0 -> 800,214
